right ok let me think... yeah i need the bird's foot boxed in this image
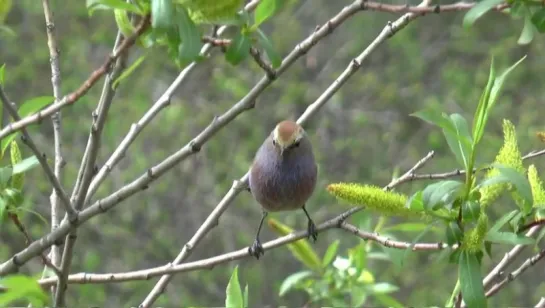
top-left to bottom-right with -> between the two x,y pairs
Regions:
307,219 -> 318,242
248,238 -> 265,259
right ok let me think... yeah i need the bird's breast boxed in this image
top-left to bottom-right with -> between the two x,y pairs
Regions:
249,150 -> 317,212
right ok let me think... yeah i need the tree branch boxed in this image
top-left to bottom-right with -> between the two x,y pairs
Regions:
482,225 -> 544,289
40,0 -> 64,296
0,14 -> 151,141
484,248 -> 545,298
0,86 -> 77,222
53,31 -> 128,307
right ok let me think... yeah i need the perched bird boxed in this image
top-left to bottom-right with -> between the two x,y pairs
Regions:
248,120 -> 318,259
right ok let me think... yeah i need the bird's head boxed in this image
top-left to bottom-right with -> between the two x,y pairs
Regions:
272,120 -> 305,156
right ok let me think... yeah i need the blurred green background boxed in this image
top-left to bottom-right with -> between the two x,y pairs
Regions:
1,0 -> 544,306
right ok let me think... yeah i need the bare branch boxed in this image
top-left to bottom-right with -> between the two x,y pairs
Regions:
41,0 -> 64,294
54,32 -> 128,307
36,208 -> 358,287
0,14 -> 151,141
484,248 -> 545,298
482,225 -> 543,289
385,150 -> 435,190
0,86 -> 77,221
340,222 -> 456,250
7,212 -> 61,277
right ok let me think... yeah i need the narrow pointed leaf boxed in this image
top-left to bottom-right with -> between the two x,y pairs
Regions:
225,266 -> 243,308
267,218 -> 321,271
459,251 -> 487,308
225,31 -> 251,65
463,0 -> 504,28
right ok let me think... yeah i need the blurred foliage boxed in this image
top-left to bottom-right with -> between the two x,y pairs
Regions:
0,0 -> 545,307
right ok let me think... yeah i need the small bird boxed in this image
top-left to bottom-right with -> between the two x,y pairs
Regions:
248,120 -> 318,259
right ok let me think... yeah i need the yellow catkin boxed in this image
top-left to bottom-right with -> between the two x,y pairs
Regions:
528,165 -> 545,208
461,215 -> 488,253
480,119 -> 525,208
327,183 -> 423,218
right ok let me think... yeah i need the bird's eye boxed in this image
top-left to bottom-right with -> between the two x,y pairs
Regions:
272,139 -> 276,146
293,141 -> 300,147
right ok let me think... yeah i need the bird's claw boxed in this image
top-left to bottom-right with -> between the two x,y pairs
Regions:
307,219 -> 318,242
248,239 -> 265,259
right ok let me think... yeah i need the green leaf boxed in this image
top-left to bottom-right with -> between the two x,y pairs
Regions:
9,140 -> 24,191
225,31 -> 251,65
87,0 -> 142,15
493,163 -> 533,212
411,108 -> 452,132
383,222 -> 440,233
366,282 -> 399,294
3,188 -> 23,208
0,63 -> 5,84
519,15 -> 536,44
267,218 -> 322,271
462,201 -> 481,221
0,274 -> 48,306
225,266 -> 243,308
489,56 -> 526,109
255,28 -> 282,68
177,6 -> 203,64
278,271 -> 313,296
0,196 -> 6,222
444,113 -> 473,169
17,96 -> 54,118
489,210 -> 518,233
463,0 -> 504,28
0,0 -> 12,22
446,222 -> 463,245
152,0 -> 174,30
486,231 -> 535,245
12,156 -> 39,175
412,109 -> 472,169
114,8 -> 135,37
113,53 -> 147,88
0,133 -> 17,160
243,284 -> 248,308
254,0 -> 280,27
422,180 -> 464,211
531,8 -> 545,33
459,251 -> 487,308
375,294 -> 405,308
0,167 -> 12,188
322,239 -> 339,267
472,57 -> 495,146
405,191 -> 424,212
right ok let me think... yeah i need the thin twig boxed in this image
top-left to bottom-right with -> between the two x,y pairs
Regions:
35,208 -> 356,287
0,86 -> 77,221
385,150 -> 435,190
41,0 -> 64,295
397,147 -> 545,184
0,14 -> 151,141
7,212 -> 61,277
482,225 -> 543,289
484,248 -> 545,298
140,2 -> 433,303
340,222 -> 456,250
53,32 -> 128,307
